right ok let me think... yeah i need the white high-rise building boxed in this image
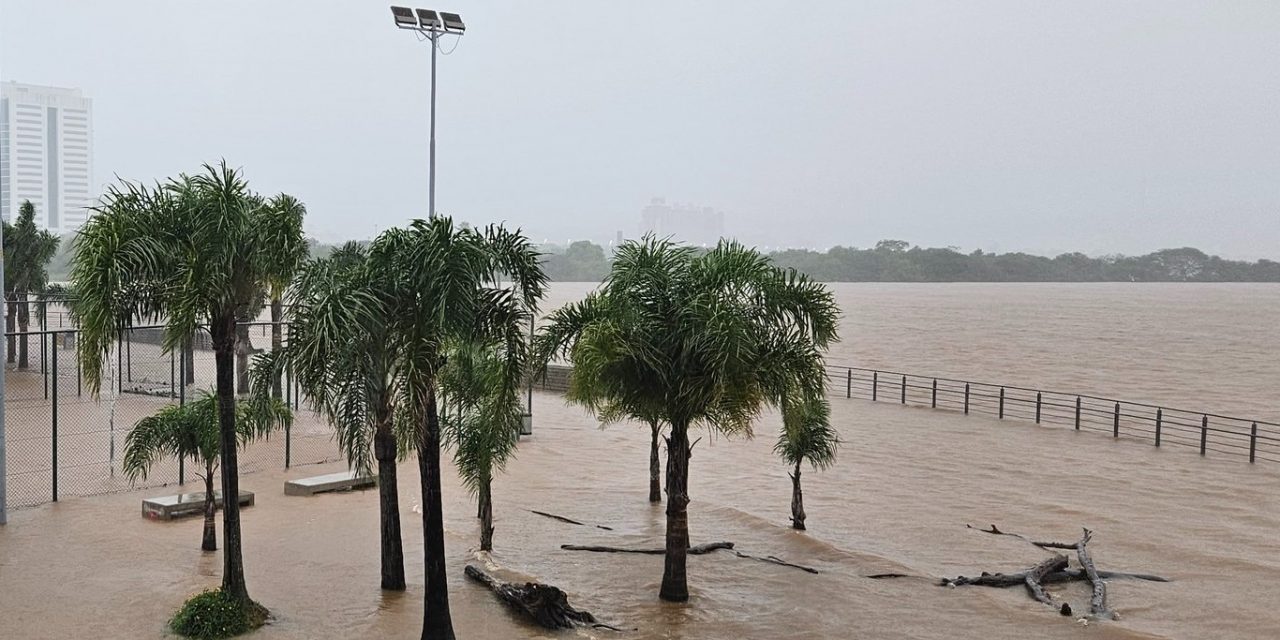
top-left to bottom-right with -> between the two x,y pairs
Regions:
0,82 -> 95,234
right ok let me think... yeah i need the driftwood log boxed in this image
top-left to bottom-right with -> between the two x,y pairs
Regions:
530,510 -> 614,531
560,541 -> 820,574
464,565 -> 620,631
1022,554 -> 1069,608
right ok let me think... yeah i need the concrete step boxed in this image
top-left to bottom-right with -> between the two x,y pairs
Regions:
142,490 -> 255,521
284,470 -> 376,496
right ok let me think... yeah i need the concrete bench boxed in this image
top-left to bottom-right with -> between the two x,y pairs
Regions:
284,470 -> 376,496
142,490 -> 255,521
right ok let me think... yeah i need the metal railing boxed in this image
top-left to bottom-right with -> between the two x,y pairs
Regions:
2,322 -> 343,510
826,365 -> 1280,464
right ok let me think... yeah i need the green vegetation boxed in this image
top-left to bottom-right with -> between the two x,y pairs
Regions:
123,394 -> 291,551
3,200 -> 60,368
773,394 -> 839,531
539,240 -> 609,281
250,240 -> 409,591
169,589 -> 268,640
535,236 -> 839,602
71,161 -> 307,610
439,340 -> 526,552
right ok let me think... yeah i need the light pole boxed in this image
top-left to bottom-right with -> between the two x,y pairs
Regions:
391,6 -> 466,220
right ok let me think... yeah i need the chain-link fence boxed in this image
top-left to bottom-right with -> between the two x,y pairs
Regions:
3,321 -> 343,510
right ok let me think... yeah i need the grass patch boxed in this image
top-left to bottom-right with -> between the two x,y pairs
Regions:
169,589 -> 269,639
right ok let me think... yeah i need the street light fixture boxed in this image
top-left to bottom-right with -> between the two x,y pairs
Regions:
389,6 -> 465,219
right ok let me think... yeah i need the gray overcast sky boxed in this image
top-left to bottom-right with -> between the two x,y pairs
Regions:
2,1 -> 1278,257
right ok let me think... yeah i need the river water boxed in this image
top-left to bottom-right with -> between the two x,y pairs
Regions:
1,283 -> 1278,639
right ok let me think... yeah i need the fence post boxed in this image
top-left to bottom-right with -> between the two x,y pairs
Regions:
1249,422 -> 1257,463
117,330 -> 123,394
900,375 -> 906,404
846,368 -> 851,399
42,330 -> 48,399
1200,415 -> 1208,456
1113,402 -> 1120,438
1074,397 -> 1081,430
76,337 -> 82,397
51,333 -> 58,502
998,387 -> 1005,419
170,347 -> 176,400
126,328 -> 132,383
1155,408 -> 1162,447
931,379 -> 937,408
1035,392 -> 1042,424
285,420 -> 292,469
963,383 -> 970,415
872,371 -> 878,401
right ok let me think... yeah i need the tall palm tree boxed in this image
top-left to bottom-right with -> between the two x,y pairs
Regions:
71,161 -> 305,606
773,393 -> 838,530
260,194 -> 308,398
535,236 -> 839,602
3,201 -> 60,368
123,393 -> 291,550
370,217 -> 546,640
439,339 -> 525,552
249,240 -> 409,591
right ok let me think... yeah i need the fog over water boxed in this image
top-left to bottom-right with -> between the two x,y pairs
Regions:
2,1 -> 1279,256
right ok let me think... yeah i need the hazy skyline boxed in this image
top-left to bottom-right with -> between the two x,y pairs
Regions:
2,1 -> 1278,258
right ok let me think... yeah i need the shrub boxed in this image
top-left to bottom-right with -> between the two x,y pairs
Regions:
169,589 -> 268,639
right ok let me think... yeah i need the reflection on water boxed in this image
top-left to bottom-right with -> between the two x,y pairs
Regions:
2,283 -> 1278,639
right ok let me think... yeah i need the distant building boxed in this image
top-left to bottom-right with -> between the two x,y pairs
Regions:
639,198 -> 725,247
0,82 -> 95,234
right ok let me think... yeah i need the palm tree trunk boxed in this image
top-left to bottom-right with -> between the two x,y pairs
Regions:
790,460 -> 806,531
17,293 -> 29,369
235,321 -> 251,394
660,421 -> 691,602
6,297 -> 16,365
418,383 -> 456,640
270,297 -> 283,398
649,420 -> 662,503
212,313 -> 250,602
183,335 -> 195,386
202,462 -> 218,551
374,424 -> 406,591
479,477 -> 494,552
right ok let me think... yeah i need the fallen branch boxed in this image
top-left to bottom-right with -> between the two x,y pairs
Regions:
560,541 -> 734,555
733,551 -> 819,574
1023,554 -> 1069,608
941,568 -> 1167,587
464,564 -> 617,630
529,510 -> 614,531
1075,528 -> 1113,619
967,524 -> 1079,550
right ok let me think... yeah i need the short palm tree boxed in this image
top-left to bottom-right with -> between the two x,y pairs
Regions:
3,200 -> 60,368
535,236 -> 838,602
123,394 -> 291,550
260,193 -> 308,398
71,161 -> 305,606
439,339 -> 525,552
370,217 -> 546,640
773,393 -> 839,530
250,240 -> 409,591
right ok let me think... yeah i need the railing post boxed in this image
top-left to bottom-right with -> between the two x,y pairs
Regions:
963,383 -> 970,415
998,387 -> 1005,419
1035,392 -> 1042,424
846,368 -> 851,399
1075,397 -> 1081,430
1249,422 -> 1257,463
931,379 -> 937,408
872,371 -> 878,401
1113,402 -> 1120,438
1200,415 -> 1208,456
900,375 -> 906,404
1155,408 -> 1162,447
51,332 -> 58,503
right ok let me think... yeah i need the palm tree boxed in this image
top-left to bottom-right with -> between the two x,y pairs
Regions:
773,393 -> 838,530
535,236 -> 839,602
439,340 -> 525,552
370,217 -> 546,640
123,394 -> 291,550
260,194 -> 308,398
646,418 -> 664,503
249,240 -> 409,591
3,201 -> 60,369
70,161 -> 305,606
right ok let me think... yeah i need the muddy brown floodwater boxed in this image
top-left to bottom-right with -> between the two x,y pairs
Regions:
2,283 -> 1279,639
